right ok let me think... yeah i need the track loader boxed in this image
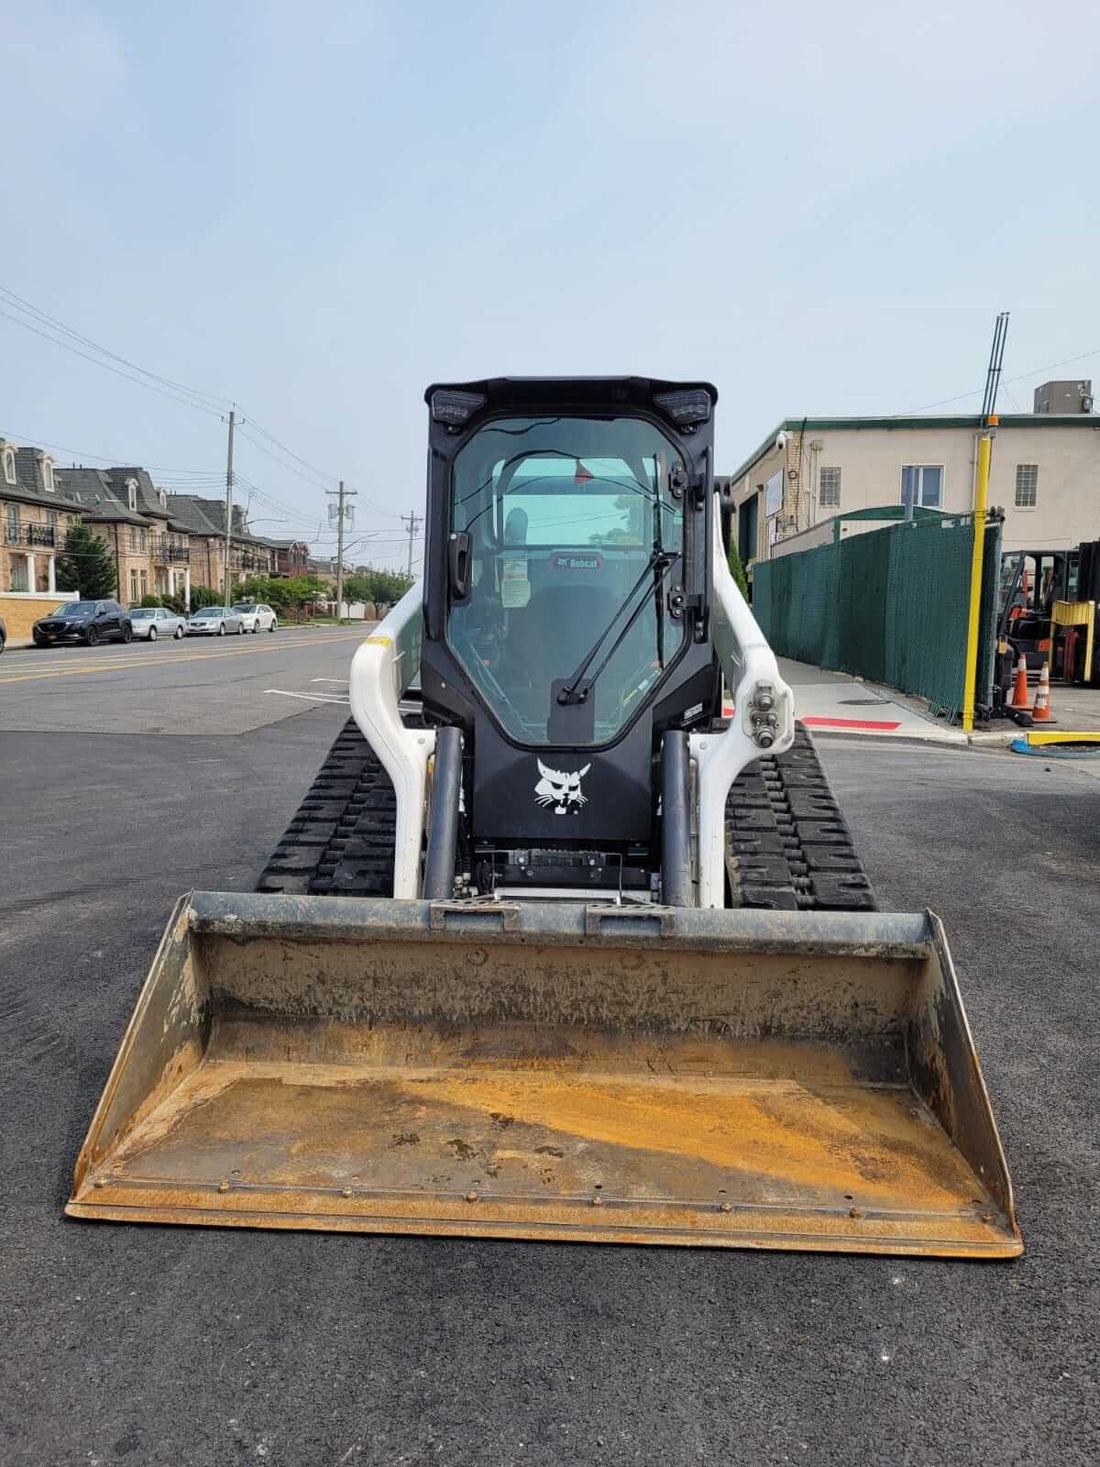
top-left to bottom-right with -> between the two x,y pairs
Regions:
67,378 -> 1021,1257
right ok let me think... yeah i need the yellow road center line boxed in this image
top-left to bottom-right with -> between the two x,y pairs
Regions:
0,632 -> 364,685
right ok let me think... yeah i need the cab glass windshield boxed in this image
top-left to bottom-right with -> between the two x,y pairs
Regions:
448,415 -> 686,745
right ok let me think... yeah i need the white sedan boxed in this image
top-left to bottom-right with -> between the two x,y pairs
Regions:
232,602 -> 279,633
129,607 -> 187,641
186,606 -> 244,636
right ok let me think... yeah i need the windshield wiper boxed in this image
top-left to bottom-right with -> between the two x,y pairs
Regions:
557,549 -> 679,706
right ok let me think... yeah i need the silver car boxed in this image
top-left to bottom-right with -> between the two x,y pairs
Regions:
186,606 -> 244,636
129,607 -> 187,642
231,602 -> 279,633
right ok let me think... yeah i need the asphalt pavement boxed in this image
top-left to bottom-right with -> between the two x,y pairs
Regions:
1,637 -> 1097,1466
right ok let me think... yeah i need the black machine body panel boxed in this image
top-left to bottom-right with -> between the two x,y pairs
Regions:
417,377 -> 720,853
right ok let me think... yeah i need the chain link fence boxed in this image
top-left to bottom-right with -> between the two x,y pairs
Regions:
754,514 -> 1002,723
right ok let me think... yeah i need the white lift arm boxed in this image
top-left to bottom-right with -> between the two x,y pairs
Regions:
689,501 -> 795,907
348,583 -> 434,899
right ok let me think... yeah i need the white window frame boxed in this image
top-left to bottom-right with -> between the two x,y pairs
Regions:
127,479 -> 138,513
1015,463 -> 1038,510
900,464 -> 944,510
819,466 -> 841,510
2,448 -> 15,485
42,459 -> 54,492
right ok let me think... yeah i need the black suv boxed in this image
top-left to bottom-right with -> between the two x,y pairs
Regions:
33,600 -> 133,648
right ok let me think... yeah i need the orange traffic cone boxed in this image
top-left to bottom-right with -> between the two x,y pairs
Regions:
1031,661 -> 1056,722
1009,652 -> 1030,709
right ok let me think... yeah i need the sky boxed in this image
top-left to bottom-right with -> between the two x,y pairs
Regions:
1,0 -> 1098,568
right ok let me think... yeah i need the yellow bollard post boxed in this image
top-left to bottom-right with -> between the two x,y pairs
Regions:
961,422 -> 995,732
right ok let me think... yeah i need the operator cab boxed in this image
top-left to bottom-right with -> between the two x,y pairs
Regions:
446,413 -> 688,746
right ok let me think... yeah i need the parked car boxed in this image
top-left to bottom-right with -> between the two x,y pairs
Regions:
0,614 -> 5,655
33,600 -> 132,647
186,606 -> 244,636
130,607 -> 187,642
232,602 -> 279,633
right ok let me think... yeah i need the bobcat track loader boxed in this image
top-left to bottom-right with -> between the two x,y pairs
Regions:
67,378 -> 1021,1257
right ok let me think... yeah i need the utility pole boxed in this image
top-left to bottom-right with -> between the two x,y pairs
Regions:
222,408 -> 235,607
401,511 -> 421,577
326,480 -> 357,620
961,311 -> 1009,732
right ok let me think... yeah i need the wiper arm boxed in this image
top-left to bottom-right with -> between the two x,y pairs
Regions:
557,550 -> 678,706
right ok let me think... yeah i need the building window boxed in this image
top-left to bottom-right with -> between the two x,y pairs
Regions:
46,510 -> 58,529
2,448 -> 14,485
130,569 -> 140,603
5,503 -> 19,544
901,465 -> 942,510
819,466 -> 841,509
43,459 -> 54,492
140,570 -> 148,598
127,479 -> 138,512
11,556 -> 28,591
1015,464 -> 1038,508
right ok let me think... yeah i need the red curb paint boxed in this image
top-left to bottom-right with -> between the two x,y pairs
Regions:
802,716 -> 902,731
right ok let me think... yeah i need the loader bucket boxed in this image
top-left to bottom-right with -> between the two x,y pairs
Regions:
67,894 -> 1021,1258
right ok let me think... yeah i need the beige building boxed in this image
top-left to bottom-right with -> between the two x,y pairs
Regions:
56,466 -> 193,607
165,495 -> 277,594
721,404 -> 1100,562
1,442 -> 83,594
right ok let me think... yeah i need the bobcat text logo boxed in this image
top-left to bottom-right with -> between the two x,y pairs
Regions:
534,759 -> 591,815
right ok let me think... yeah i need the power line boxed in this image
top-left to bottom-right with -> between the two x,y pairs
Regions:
897,343 -> 1100,417
0,303 -> 223,418
0,284 -> 233,412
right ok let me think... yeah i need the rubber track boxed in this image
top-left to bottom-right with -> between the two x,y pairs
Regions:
724,721 -> 876,911
260,718 -> 875,910
257,717 -> 399,897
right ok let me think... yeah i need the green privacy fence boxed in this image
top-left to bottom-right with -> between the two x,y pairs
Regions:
753,513 -> 1002,723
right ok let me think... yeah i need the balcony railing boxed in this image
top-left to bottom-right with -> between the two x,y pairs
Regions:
231,550 -> 273,572
153,536 -> 191,563
4,523 -> 57,548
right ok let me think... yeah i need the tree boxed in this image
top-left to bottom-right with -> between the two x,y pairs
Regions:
342,570 -> 374,606
235,573 -> 330,621
56,524 -> 116,599
727,536 -> 750,601
189,584 -> 224,609
364,567 -> 413,611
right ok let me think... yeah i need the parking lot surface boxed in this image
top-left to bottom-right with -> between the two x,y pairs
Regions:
1,640 -> 1097,1466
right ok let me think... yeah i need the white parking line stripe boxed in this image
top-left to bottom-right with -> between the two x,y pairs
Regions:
264,689 -> 350,704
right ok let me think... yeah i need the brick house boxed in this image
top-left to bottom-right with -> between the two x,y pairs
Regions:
1,440 -> 84,593
55,466 -> 193,607
268,539 -> 309,577
165,495 -> 277,595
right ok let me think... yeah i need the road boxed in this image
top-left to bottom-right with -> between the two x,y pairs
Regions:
0,623 -> 365,735
1,635 -> 1097,1466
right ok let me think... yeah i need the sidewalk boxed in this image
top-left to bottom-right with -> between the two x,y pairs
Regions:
775,659 -> 969,745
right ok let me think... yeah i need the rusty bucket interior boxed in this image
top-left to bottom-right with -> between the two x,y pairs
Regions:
66,894 -> 1021,1257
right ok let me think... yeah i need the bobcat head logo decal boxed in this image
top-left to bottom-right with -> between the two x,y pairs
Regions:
534,759 -> 591,815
